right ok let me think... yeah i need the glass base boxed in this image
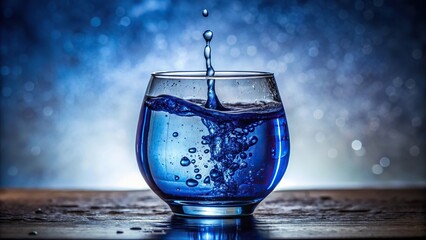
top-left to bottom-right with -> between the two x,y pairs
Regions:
168,201 -> 258,217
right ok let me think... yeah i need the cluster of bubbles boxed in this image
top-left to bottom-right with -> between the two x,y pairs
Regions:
173,117 -> 264,196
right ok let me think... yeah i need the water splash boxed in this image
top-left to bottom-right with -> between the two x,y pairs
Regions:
202,9 -> 225,110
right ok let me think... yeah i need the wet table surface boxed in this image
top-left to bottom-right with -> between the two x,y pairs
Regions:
0,189 -> 425,239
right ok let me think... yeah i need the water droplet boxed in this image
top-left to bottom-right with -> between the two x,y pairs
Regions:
195,174 -> 202,179
204,149 -> 210,153
194,168 -> 200,173
186,179 -> 199,187
188,147 -> 197,153
204,176 -> 211,184
240,152 -> 247,159
180,157 -> 190,166
202,9 -> 208,17
240,162 -> 248,168
174,175 -> 179,181
172,132 -> 179,137
204,164 -> 208,168
203,30 -> 213,41
191,159 -> 196,164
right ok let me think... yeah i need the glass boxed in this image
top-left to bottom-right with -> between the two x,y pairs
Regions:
136,71 -> 290,217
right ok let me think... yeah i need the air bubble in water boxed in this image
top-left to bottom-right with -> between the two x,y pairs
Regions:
172,132 -> 179,137
195,174 -> 202,179
204,176 -> 211,184
210,169 -> 220,179
188,147 -> 197,153
180,157 -> 190,166
231,163 -> 239,171
186,178 -> 199,187
249,136 -> 258,145
174,175 -> 179,181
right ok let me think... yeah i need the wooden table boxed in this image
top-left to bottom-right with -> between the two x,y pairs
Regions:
0,189 -> 425,239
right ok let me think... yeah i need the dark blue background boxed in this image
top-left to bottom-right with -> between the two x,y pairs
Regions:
1,0 -> 425,189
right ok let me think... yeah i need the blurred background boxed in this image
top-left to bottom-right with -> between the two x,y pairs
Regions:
1,0 -> 425,190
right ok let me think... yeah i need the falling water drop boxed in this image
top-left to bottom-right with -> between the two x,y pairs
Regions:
202,9 -> 208,17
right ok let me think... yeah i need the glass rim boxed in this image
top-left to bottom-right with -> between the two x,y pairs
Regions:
152,71 -> 274,79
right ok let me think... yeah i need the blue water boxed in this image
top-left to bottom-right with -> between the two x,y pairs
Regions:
136,94 -> 290,201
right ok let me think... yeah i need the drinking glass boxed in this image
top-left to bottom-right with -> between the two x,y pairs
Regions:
136,71 -> 290,217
